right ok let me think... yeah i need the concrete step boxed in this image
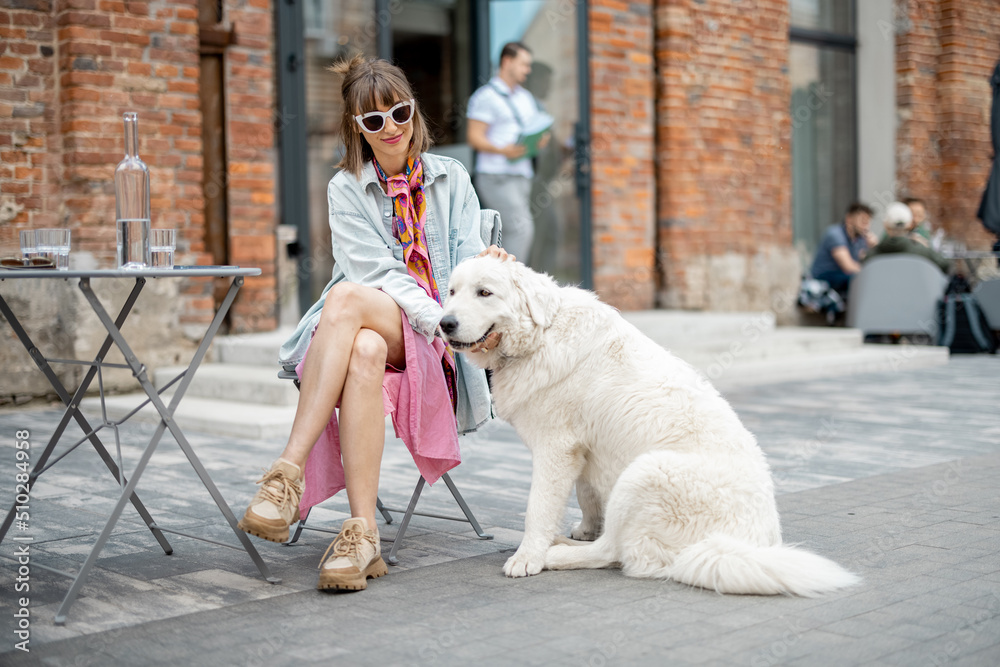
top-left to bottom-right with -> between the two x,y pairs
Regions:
673,327 -> 863,367
132,313 -> 951,440
153,363 -> 299,406
89,342 -> 949,440
623,310 -> 776,349
212,312 -> 782,369
701,344 -> 951,392
88,344 -> 950,441
80,394 -> 296,442
211,328 -> 296,367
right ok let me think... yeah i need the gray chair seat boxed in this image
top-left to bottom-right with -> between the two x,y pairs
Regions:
973,278 -> 1000,330
846,254 -> 949,340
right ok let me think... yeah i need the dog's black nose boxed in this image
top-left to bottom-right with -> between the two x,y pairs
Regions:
439,315 -> 459,336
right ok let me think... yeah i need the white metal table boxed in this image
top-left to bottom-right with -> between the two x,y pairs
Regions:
0,267 -> 279,624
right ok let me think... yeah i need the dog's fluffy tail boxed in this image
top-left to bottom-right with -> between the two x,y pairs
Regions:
667,534 -> 859,597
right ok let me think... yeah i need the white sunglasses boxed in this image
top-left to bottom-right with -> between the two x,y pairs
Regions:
354,99 -> 415,134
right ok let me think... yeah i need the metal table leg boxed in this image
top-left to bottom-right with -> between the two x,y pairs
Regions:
0,281 -> 172,555
52,416 -> 168,625
33,275 -> 276,624
61,278 -> 279,613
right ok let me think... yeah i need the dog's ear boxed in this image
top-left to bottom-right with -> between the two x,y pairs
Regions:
512,263 -> 558,328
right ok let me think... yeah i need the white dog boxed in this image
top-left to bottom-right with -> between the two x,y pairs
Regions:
440,256 -> 858,596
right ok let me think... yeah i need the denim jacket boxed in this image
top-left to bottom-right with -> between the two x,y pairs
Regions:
279,152 -> 493,434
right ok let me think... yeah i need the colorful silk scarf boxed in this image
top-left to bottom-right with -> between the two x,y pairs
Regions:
374,156 -> 456,408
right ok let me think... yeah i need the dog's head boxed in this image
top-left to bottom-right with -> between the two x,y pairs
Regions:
440,256 -> 559,368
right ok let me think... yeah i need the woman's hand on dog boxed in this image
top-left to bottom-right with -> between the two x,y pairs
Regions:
469,331 -> 502,353
479,245 -> 515,263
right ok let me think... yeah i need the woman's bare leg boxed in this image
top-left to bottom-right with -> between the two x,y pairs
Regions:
279,283 -> 404,469
316,330 -> 393,591
240,284 -> 404,544
338,329 -> 389,529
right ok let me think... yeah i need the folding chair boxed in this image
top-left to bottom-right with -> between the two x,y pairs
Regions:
279,209 -> 502,564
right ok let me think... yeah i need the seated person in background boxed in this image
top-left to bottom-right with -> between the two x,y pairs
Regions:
810,202 -> 878,293
902,197 -> 945,250
867,201 -> 951,272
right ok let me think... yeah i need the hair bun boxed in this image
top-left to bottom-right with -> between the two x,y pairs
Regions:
329,53 -> 366,77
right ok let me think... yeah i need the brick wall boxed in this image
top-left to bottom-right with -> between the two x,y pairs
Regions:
588,0 -> 657,310
896,0 -> 1000,249
1,0 -> 277,400
652,0 -> 798,314
589,0 -> 999,317
59,0 -> 214,328
0,1 -> 59,237
0,0 -> 277,331
225,0 -> 278,332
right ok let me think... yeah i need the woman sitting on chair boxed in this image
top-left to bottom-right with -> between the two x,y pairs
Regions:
238,55 -> 507,591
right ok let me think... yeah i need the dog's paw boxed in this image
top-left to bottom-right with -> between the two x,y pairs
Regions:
570,522 -> 598,541
503,549 -> 545,578
550,534 -> 576,546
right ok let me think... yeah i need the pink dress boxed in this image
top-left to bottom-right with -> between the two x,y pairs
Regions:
295,310 -> 461,518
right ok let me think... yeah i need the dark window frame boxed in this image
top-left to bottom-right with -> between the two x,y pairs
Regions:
788,1 -> 859,250
789,26 -> 857,51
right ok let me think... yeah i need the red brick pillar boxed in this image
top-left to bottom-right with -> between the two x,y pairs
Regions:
653,0 -> 797,314
53,1 -> 215,328
895,0 -> 941,222
0,1 -> 59,242
2,1 -> 278,333
896,0 -> 1000,249
933,0 -> 999,247
589,0 -> 657,310
225,0 -> 278,333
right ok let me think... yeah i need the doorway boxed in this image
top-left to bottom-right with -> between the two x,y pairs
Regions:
282,0 -> 591,304
480,0 -> 589,286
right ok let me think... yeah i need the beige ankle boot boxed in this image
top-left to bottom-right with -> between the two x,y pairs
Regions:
237,458 -> 303,543
317,517 -> 387,591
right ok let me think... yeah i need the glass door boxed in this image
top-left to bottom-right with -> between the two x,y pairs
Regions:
789,0 -> 858,260
484,0 -> 585,285
299,0 -> 475,302
298,0 -> 378,302
286,0 -> 591,303
388,1 -> 475,165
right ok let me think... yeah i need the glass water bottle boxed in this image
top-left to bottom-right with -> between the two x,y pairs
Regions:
114,112 -> 151,269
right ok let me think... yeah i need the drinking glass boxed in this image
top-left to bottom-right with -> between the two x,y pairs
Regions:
149,229 -> 176,269
35,228 -> 71,270
19,230 -> 37,262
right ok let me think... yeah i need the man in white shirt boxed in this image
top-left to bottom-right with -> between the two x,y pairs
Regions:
466,42 -> 546,261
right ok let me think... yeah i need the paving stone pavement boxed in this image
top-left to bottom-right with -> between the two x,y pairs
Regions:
0,356 -> 997,666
